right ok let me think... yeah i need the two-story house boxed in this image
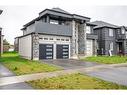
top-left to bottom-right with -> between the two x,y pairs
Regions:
17,8 -> 98,60
0,10 -> 3,56
89,21 -> 127,55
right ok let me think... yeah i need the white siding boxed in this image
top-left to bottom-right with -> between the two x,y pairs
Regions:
86,39 -> 93,56
19,35 -> 32,59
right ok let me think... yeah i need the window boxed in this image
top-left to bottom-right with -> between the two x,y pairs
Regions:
86,26 -> 91,34
66,39 -> 69,41
121,28 -> 125,34
44,38 -> 48,40
126,32 -> 127,39
49,38 -> 53,40
109,42 -> 113,51
50,19 -> 59,24
57,39 -> 60,41
109,29 -> 113,36
61,39 -> 64,41
39,38 -> 43,40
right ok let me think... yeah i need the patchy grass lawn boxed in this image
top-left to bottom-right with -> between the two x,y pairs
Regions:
81,56 -> 127,64
28,73 -> 127,89
0,52 -> 61,75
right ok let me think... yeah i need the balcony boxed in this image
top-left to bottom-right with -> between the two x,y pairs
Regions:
35,22 -> 72,36
116,34 -> 126,39
86,33 -> 98,39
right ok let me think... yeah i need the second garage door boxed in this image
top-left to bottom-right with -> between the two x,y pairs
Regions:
56,45 -> 69,59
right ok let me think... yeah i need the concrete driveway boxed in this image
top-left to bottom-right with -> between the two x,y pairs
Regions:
86,66 -> 127,86
43,59 -> 100,69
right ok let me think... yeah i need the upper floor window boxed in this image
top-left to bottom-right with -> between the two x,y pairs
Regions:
109,29 -> 113,36
86,26 -> 91,34
125,32 -> 127,39
50,19 -> 59,24
121,28 -> 125,34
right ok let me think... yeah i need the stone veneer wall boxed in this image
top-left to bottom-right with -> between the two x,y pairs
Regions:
78,23 -> 86,54
70,20 -> 79,58
32,33 -> 39,60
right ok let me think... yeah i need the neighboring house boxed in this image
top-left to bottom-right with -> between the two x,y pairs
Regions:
0,10 -> 3,55
18,8 -> 98,60
14,37 -> 19,52
89,21 -> 127,55
3,39 -> 10,52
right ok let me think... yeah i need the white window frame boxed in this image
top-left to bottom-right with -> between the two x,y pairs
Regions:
50,19 -> 59,24
109,29 -> 113,36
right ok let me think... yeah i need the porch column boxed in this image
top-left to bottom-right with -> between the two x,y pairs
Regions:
32,33 -> 39,60
78,23 -> 86,55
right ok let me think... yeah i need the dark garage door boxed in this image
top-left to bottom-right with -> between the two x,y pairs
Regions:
39,44 -> 53,59
56,45 -> 69,59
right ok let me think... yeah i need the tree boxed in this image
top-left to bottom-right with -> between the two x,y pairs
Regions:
3,39 -> 10,52
3,39 -> 10,45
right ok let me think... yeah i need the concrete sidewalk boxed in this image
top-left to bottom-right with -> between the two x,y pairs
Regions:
1,63 -> 127,87
0,64 -> 32,89
0,64 -> 110,86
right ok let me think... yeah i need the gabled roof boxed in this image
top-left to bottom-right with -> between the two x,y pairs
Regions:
89,21 -> 119,29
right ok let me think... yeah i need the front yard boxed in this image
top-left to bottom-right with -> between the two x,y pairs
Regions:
28,73 -> 127,89
0,52 -> 61,75
1,52 -> 127,89
81,56 -> 127,64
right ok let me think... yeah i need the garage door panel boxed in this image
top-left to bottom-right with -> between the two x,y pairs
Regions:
39,44 -> 53,59
56,45 -> 69,59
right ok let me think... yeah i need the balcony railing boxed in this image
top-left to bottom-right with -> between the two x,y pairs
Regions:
86,33 -> 98,39
116,34 -> 126,39
35,22 -> 72,36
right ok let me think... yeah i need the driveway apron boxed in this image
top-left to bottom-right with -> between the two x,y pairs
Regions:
43,59 -> 100,69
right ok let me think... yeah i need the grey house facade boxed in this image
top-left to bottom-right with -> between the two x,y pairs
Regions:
18,8 -> 98,60
90,21 -> 127,55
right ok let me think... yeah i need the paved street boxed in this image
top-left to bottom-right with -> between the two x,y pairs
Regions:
86,66 -> 127,86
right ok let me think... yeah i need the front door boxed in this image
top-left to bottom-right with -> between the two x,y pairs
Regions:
117,42 -> 123,54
